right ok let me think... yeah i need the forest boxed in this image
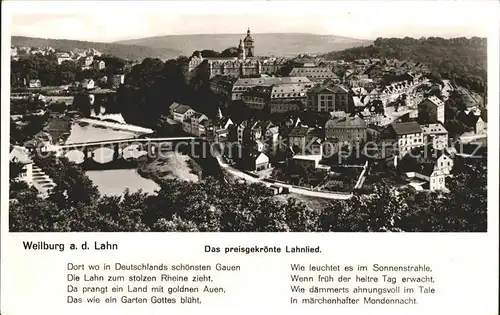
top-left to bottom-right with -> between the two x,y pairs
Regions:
10,54 -> 128,88
9,153 -> 487,233
322,37 -> 487,94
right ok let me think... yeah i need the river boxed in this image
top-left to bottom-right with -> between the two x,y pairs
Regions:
65,121 -> 160,196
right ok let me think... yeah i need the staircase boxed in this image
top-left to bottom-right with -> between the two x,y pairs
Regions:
31,164 -> 57,198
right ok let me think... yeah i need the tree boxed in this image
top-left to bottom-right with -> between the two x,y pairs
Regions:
321,37 -> 487,93
220,47 -> 238,57
33,155 -> 100,209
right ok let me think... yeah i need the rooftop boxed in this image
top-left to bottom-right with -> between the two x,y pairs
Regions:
173,104 -> 193,115
325,116 -> 367,129
390,121 -> 422,135
10,146 -> 33,164
233,76 -> 311,87
422,96 -> 445,107
308,83 -> 349,94
292,154 -> 322,162
420,123 -> 448,135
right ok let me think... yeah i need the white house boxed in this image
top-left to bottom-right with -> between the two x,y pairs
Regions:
254,139 -> 266,152
171,104 -> 195,123
222,118 -> 234,130
93,60 -> 106,70
385,122 -> 424,157
29,79 -> 42,88
10,146 -> 34,185
82,79 -> 95,89
420,123 -> 449,150
265,126 -> 280,152
406,163 -> 447,191
237,121 -> 249,143
188,112 -> 209,136
251,152 -> 269,171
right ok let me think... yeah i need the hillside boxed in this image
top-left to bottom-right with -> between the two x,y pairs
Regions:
115,33 -> 372,57
322,37 -> 487,93
11,36 -> 182,61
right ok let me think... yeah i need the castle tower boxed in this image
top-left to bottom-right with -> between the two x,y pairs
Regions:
243,28 -> 254,57
238,39 -> 246,60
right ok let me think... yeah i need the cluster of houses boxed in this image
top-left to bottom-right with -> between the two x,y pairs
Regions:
177,28 -> 485,193
11,30 -> 486,195
168,85 -> 485,192
209,71 -> 429,125
11,46 -> 56,59
25,73 -> 126,91
13,45 -> 129,90
208,59 -> 430,119
54,52 -> 106,70
11,46 -> 102,64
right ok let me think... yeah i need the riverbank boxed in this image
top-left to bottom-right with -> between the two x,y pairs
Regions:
137,152 -> 201,184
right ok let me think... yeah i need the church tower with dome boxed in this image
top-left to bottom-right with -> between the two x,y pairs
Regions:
243,27 -> 254,57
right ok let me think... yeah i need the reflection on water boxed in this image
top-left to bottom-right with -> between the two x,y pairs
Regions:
86,169 -> 159,196
65,121 -> 160,196
66,123 -> 137,144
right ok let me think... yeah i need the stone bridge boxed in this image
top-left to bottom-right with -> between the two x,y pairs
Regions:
47,137 -> 208,165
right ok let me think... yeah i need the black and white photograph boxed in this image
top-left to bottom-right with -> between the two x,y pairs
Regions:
8,3 -> 489,233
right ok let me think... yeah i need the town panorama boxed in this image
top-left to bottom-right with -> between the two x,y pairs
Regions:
9,28 -> 487,232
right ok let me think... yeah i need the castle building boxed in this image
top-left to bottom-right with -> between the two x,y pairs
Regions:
187,28 -> 266,79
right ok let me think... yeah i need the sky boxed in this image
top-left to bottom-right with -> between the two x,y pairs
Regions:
5,1 -> 497,42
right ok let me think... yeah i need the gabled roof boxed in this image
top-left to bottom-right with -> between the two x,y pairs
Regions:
10,146 -> 32,164
390,121 -> 422,135
411,144 -> 452,163
288,67 -> 338,77
307,83 -> 349,94
325,116 -> 367,129
254,120 -> 274,131
270,83 -> 308,97
169,102 -> 182,111
233,76 -> 311,88
267,126 -> 279,134
173,104 -> 193,115
457,111 -> 483,127
418,162 -> 438,177
191,112 -> 207,120
289,125 -> 309,137
420,123 -> 448,135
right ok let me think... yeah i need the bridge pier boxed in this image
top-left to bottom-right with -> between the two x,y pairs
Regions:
113,143 -> 123,160
147,142 -> 157,158
85,147 -> 94,161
